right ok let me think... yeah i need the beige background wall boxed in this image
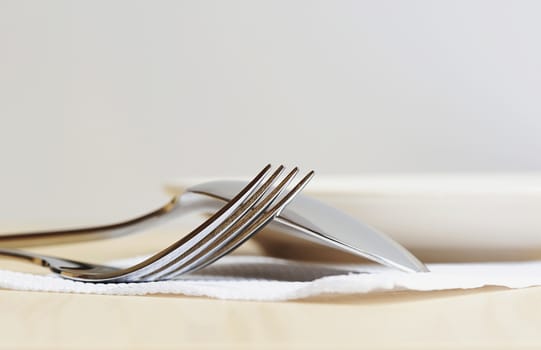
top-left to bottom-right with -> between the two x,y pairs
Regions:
0,1 -> 540,224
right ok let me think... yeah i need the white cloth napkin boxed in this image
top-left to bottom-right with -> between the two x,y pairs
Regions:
2,256 -> 541,301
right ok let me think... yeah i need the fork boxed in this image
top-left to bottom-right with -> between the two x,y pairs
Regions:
0,165 -> 314,282
0,168 -> 428,273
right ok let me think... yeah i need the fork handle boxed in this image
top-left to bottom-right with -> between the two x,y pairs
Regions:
0,197 -> 179,247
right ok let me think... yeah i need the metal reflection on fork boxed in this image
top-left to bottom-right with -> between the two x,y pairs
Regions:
0,165 -> 314,282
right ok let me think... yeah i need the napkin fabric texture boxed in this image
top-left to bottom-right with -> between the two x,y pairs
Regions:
2,255 -> 541,301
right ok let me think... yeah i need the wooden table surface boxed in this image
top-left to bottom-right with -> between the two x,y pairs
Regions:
1,228 -> 541,349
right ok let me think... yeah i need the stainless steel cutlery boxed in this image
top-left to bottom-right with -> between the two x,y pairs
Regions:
0,164 -> 428,282
0,165 -> 313,282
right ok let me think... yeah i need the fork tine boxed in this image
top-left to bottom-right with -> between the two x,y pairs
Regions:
152,167 -> 302,280
140,166 -> 298,281
60,164 -> 277,281
166,170 -> 315,278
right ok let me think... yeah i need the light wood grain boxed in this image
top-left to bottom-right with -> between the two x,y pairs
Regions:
1,287 -> 541,349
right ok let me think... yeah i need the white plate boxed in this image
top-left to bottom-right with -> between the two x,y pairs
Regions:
165,173 -> 541,261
